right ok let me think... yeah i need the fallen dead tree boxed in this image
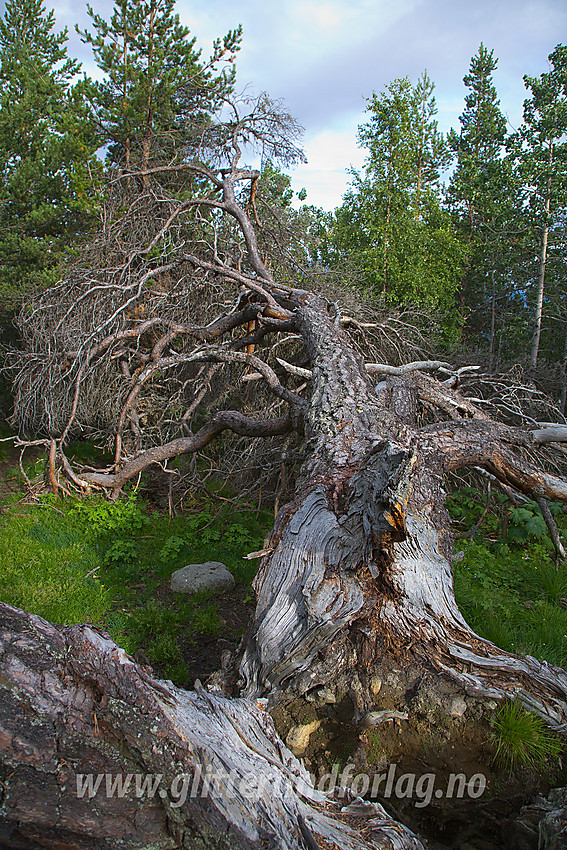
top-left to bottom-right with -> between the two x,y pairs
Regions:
3,95 -> 567,849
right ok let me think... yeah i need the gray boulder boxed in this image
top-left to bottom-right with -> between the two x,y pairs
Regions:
170,561 -> 235,595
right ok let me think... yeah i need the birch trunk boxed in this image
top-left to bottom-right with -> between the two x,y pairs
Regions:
529,144 -> 553,370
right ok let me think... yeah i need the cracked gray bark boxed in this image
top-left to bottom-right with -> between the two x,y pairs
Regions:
235,295 -> 567,733
0,603 -> 424,850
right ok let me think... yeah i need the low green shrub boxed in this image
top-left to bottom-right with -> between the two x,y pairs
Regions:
73,495 -> 146,539
454,540 -> 567,667
447,487 -> 563,548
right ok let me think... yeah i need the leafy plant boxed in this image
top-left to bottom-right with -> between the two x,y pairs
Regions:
73,495 -> 145,539
199,525 -> 221,546
224,523 -> 254,549
491,698 -> 562,770
447,487 -> 489,526
447,486 -> 563,549
507,503 -> 548,543
159,534 -> 187,562
104,538 -> 139,569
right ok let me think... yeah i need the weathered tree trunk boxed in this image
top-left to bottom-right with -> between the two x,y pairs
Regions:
5,114 -> 567,846
0,603 -> 424,850
236,296 -> 567,732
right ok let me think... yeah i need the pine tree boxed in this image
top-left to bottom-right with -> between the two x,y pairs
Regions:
448,45 -> 508,232
447,44 -> 520,369
511,44 -> 567,368
77,0 -> 242,171
0,0 -> 98,306
331,72 -> 463,317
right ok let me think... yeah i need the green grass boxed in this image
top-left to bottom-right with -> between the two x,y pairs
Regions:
0,459 -> 271,686
189,602 -> 221,637
450,484 -> 567,668
453,539 -> 567,665
527,561 -> 567,603
0,499 -> 110,624
491,698 -> 563,770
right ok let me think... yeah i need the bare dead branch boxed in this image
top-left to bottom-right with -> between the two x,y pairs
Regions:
415,373 -> 492,421
79,411 -> 294,491
533,426 -> 567,443
421,420 -> 567,501
365,359 -> 453,375
275,357 -> 312,379
536,497 -> 567,561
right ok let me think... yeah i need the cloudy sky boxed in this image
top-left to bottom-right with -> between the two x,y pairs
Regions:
46,0 -> 567,209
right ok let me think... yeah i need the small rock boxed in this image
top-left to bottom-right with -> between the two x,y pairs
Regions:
286,720 -> 321,756
450,696 -> 467,717
362,710 -> 408,728
370,674 -> 382,697
305,685 -> 336,704
170,561 -> 235,595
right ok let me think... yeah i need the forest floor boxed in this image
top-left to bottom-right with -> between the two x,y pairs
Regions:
1,436 -> 567,848
0,433 -> 267,688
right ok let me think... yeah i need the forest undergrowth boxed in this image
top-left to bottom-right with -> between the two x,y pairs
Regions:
2,435 -> 567,691
0,433 -> 271,686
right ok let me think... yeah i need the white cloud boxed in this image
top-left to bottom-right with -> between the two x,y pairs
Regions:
300,2 -> 344,30
39,0 -> 567,210
290,123 -> 365,209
